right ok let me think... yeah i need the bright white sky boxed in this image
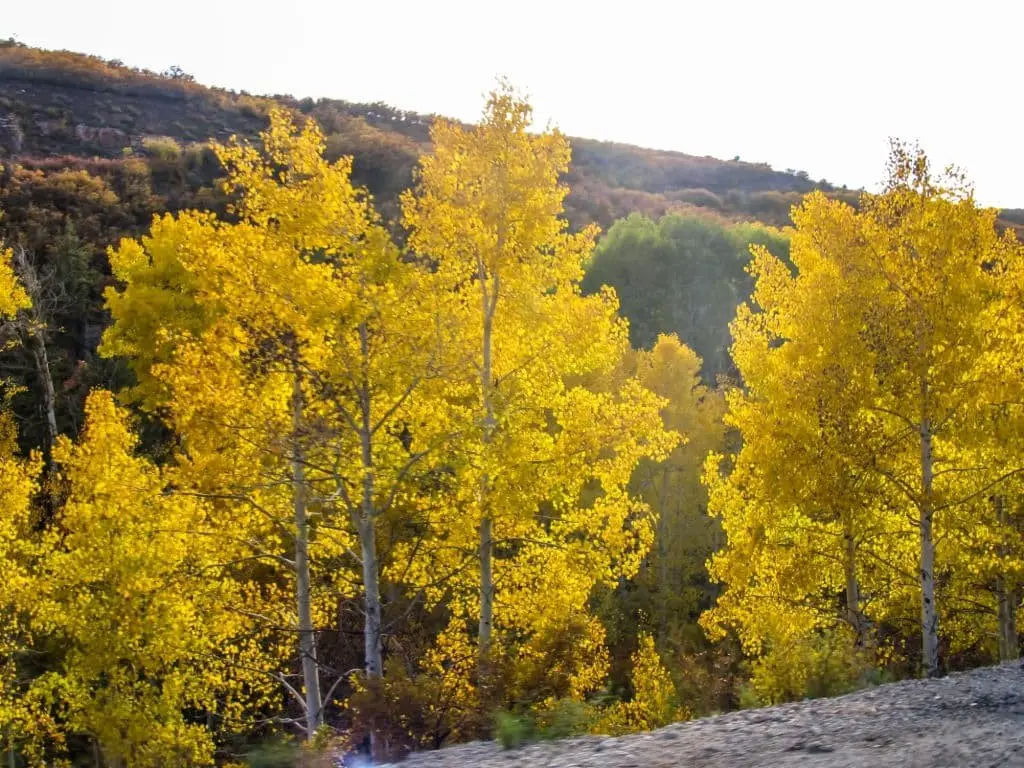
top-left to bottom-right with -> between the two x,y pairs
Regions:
4,0 -> 1022,207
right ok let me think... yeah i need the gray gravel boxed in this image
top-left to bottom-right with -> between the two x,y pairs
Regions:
378,661 -> 1024,767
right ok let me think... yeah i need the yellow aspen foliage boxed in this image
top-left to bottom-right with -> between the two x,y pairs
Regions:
0,247 -> 30,319
698,202 -> 878,661
745,627 -> 870,706
102,108 -> 459,744
398,84 -> 679,715
594,634 -> 687,735
705,145 -> 1024,684
626,334 -> 726,641
24,391 -> 278,767
0,251 -> 58,760
0,406 -> 45,759
102,201 -> 355,736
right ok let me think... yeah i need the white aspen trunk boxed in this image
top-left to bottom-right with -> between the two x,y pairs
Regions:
843,527 -> 864,645
995,496 -> 1019,661
292,373 -> 323,739
478,514 -> 494,651
1002,589 -> 1019,661
919,379 -> 940,677
358,517 -> 383,677
997,580 -> 1018,662
358,511 -> 383,759
655,467 -> 671,642
356,323 -> 384,758
11,249 -> 58,467
28,329 -> 57,462
477,267 -> 497,656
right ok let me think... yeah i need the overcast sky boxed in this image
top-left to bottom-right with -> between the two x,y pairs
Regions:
4,0 -> 1021,207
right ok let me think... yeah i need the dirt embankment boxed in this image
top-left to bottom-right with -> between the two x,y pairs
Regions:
378,662 -> 1024,767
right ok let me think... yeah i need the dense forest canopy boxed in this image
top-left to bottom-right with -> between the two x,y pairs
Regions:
1,41 -> 1024,768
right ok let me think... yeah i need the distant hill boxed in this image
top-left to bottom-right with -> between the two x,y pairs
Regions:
0,39 -> 1020,237
0,40 -> 863,232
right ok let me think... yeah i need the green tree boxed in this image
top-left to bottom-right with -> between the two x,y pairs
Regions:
582,213 -> 789,381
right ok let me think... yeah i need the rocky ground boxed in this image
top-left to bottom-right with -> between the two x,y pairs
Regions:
377,662 -> 1024,767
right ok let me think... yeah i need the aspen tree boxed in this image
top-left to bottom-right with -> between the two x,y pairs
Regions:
402,85 -> 678,705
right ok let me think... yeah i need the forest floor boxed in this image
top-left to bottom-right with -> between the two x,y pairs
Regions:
375,661 -> 1024,767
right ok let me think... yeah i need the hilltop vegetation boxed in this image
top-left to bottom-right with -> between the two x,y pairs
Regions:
0,38 -> 854,231
3,40 -> 1020,236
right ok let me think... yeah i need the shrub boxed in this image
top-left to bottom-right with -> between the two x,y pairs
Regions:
532,698 -> 595,739
747,627 -> 874,705
494,711 -> 531,750
244,738 -> 299,768
593,634 -> 688,735
736,682 -> 762,710
492,698 -> 595,749
673,188 -> 725,210
243,735 -> 339,768
345,664 -> 473,760
671,642 -> 747,717
141,135 -> 181,162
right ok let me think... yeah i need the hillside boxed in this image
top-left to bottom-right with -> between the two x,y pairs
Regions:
4,40 -> 1022,239
382,662 -> 1024,767
0,39 -> 854,232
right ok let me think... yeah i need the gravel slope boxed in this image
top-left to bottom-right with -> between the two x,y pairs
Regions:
380,662 -> 1024,767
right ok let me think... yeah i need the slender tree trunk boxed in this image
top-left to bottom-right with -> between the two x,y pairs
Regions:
919,382 -> 940,678
478,514 -> 494,649
843,527 -> 864,645
11,249 -> 57,468
477,270 -> 497,656
359,517 -> 383,677
997,580 -> 1018,662
995,496 -> 1019,661
27,328 -> 57,464
292,373 -> 323,739
356,323 -> 384,758
656,468 -> 670,591
358,513 -> 383,758
655,467 -> 671,642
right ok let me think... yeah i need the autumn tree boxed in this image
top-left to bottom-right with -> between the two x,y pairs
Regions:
629,334 -> 726,643
706,145 -> 1024,684
21,392 -> 278,767
2,254 -> 273,763
102,110 -> 459,747
0,247 -> 42,764
853,148 -> 1024,674
702,217 -> 894,672
701,245 -> 896,698
209,111 -> 463,755
593,634 -> 686,735
400,84 -> 678,715
0,245 -> 64,470
592,333 -> 730,709
0,416 -> 48,767
101,203 -> 339,738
